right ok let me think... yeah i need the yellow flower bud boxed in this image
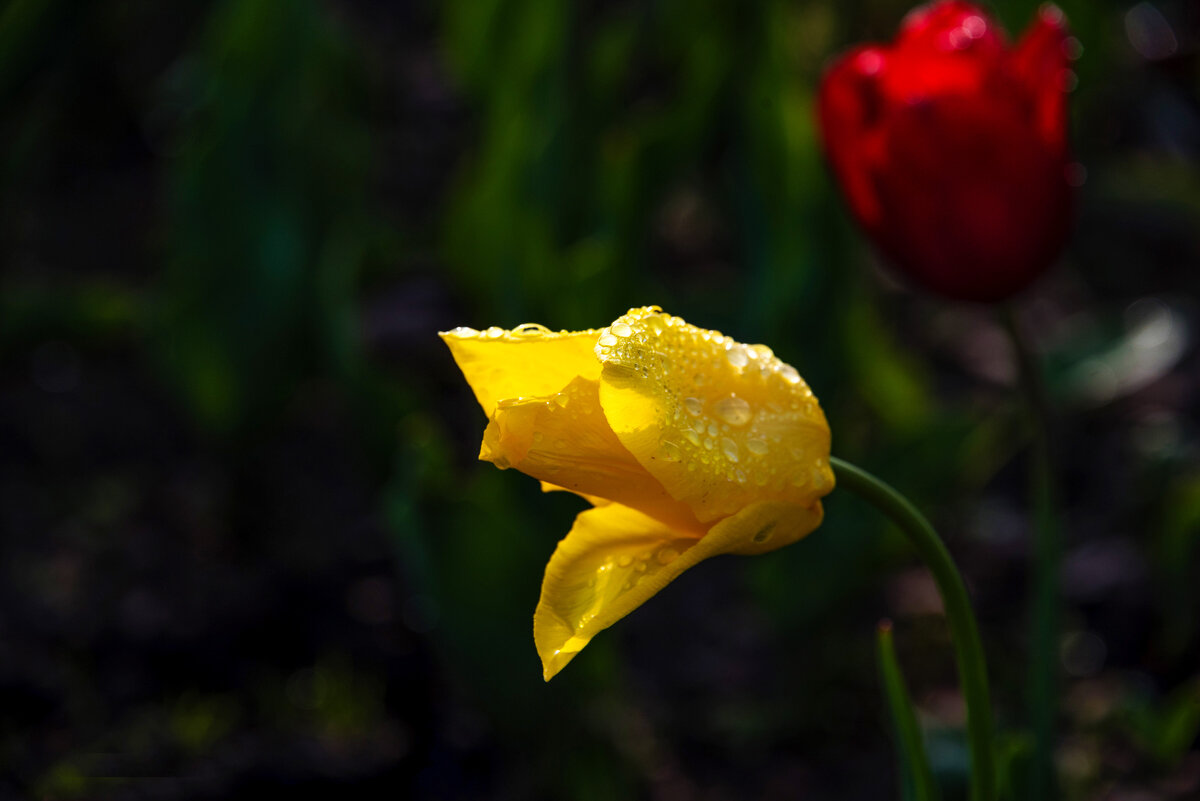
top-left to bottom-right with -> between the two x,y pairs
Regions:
441,307 -> 834,679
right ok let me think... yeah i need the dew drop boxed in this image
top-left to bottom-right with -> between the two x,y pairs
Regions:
449,326 -> 479,337
683,429 -> 702,447
779,363 -> 800,384
703,438 -> 714,450
726,345 -> 749,368
617,554 -> 633,568
647,316 -> 665,335
611,322 -> 633,338
962,14 -> 986,39
552,393 -> 569,408
721,437 -> 739,463
659,441 -> 682,462
707,423 -> 719,437
735,469 -> 748,484
746,439 -> 769,456
657,547 -> 678,565
714,395 -> 753,426
812,466 -> 829,491
684,397 -> 704,417
486,326 -> 504,339
598,333 -> 618,347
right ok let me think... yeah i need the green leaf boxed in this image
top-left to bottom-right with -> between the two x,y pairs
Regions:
878,620 -> 942,801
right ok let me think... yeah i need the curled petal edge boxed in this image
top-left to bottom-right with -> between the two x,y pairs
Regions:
534,498 -> 824,680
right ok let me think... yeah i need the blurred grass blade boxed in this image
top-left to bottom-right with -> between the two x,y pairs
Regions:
1156,676 -> 1200,765
878,620 -> 941,801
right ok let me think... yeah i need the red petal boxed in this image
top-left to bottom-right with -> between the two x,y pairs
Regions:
882,1 -> 1006,100
865,95 -> 1071,301
898,0 -> 1007,54
1008,3 -> 1072,150
817,46 -> 889,226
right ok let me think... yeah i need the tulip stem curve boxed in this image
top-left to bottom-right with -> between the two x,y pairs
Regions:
1001,305 -> 1061,801
830,456 -> 995,801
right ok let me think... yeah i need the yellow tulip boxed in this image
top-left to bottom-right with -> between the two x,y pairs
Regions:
440,306 -> 834,680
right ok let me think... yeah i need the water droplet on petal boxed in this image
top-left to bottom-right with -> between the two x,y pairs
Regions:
812,466 -> 829,491
962,14 -> 986,39
659,441 -> 682,462
617,555 -> 633,568
746,439 -> 768,456
552,393 -> 569,408
684,397 -> 704,417
726,344 -> 749,368
683,429 -> 702,447
657,547 -> 678,565
707,423 -> 719,437
486,326 -> 504,339
611,322 -> 633,338
721,437 -> 739,463
450,326 -> 479,337
779,364 -> 800,384
598,333 -> 618,347
714,395 -> 753,426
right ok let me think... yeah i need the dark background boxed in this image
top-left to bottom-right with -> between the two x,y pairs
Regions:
1,0 -> 1198,798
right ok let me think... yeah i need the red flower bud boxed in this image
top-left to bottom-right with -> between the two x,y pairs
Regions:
818,1 -> 1074,302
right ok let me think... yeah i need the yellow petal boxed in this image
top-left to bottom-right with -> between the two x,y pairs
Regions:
596,306 -> 835,523
439,324 -> 602,418
534,498 -> 824,680
481,375 -> 702,531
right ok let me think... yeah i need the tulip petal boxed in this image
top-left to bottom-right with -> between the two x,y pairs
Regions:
887,1 -> 1005,99
898,0 -> 1005,54
439,324 -> 602,418
595,307 -> 833,524
870,95 -> 1069,301
818,46 -> 889,226
534,498 -> 824,680
482,375 -> 703,531
1009,4 -> 1070,149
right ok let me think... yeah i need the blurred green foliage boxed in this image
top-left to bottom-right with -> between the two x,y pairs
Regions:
160,0 -> 374,434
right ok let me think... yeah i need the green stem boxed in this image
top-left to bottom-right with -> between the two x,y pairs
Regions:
831,456 -> 995,801
1001,305 -> 1060,801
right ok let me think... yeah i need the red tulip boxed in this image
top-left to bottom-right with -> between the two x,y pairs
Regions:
818,1 -> 1074,302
